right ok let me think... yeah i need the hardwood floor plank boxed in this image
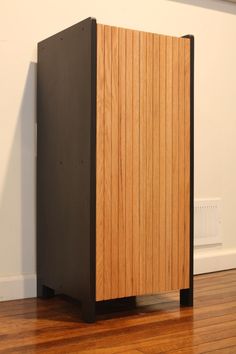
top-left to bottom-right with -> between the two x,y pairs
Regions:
205,345 -> 236,354
164,337 -> 236,354
139,325 -> 236,353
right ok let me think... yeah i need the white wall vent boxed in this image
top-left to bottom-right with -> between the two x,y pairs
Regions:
194,199 -> 222,247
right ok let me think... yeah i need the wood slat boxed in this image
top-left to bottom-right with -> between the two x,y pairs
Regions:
165,36 -> 173,291
103,25 -> 112,300
125,29 -> 133,296
152,34 -> 160,293
146,32 -> 153,294
96,24 -> 191,300
96,24 -> 105,300
118,27 -> 126,298
139,31 -> 148,295
111,26 -> 119,298
132,30 -> 140,296
172,37 -> 179,290
159,35 -> 167,292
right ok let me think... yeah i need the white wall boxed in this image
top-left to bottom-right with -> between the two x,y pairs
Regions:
1,0 -> 236,300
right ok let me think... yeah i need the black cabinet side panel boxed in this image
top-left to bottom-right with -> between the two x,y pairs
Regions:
37,18 -> 96,302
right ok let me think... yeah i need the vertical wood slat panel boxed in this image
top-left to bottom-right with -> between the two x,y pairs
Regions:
96,24 -> 105,301
125,30 -> 133,296
111,27 -> 119,298
172,37 -> 179,290
146,33 -> 153,294
96,24 -> 191,300
118,28 -> 126,298
132,30 -> 140,295
152,34 -> 160,293
165,36 -> 173,291
104,25 -> 112,300
159,35 -> 166,292
139,31 -> 147,294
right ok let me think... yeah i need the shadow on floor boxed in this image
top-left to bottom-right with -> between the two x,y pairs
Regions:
9,293 -> 181,324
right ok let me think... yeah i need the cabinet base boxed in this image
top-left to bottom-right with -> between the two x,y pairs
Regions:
36,286 -> 193,322
83,297 -> 137,323
37,282 -> 55,299
180,288 -> 193,307
82,300 -> 96,323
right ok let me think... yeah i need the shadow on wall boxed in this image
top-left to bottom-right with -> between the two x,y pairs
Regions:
21,62 -> 37,296
168,0 -> 236,14
0,62 -> 37,298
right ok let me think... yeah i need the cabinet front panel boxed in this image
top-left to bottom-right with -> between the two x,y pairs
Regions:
96,24 -> 190,301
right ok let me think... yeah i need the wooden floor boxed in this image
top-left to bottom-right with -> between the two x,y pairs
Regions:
0,270 -> 236,353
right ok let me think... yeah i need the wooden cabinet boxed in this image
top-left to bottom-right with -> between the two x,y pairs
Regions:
37,17 -> 194,323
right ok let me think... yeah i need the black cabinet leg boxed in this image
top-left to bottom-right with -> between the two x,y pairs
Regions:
37,281 -> 55,299
82,300 -> 96,323
180,288 -> 193,307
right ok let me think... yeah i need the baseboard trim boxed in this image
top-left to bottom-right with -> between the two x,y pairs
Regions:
194,248 -> 236,275
0,273 -> 36,301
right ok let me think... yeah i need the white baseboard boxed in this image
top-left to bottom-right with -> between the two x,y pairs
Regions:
194,247 -> 236,274
0,273 -> 36,301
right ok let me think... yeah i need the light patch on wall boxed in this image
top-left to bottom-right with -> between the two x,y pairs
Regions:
194,199 -> 222,247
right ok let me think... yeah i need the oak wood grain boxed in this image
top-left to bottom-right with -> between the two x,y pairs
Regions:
96,23 -> 105,301
125,29 -> 133,297
103,24 -> 112,300
139,30 -> 148,295
159,34 -> 167,292
152,33 -> 160,294
132,30 -> 140,296
118,27 -> 126,299
111,26 -> 119,299
146,32 -> 154,295
172,36 -> 179,291
96,24 -> 191,300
